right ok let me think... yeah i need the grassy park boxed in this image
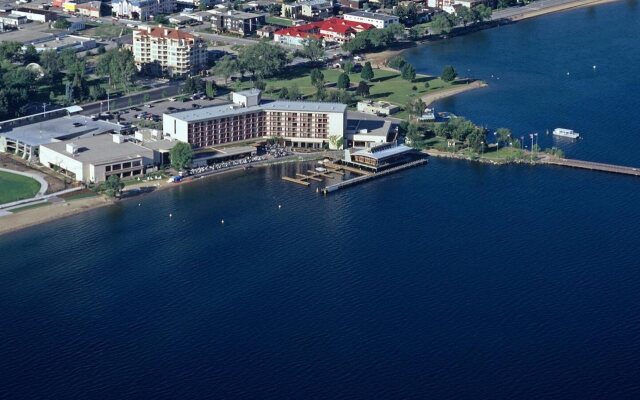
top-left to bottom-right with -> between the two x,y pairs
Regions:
0,171 -> 41,204
83,24 -> 132,40
238,66 -> 457,113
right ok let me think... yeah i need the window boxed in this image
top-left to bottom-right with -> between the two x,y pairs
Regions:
105,166 -> 111,172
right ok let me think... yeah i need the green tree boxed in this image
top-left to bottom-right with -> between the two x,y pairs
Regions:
406,123 -> 423,148
39,50 -> 60,76
89,85 -> 107,100
169,142 -> 194,171
288,84 -> 301,100
496,128 -> 512,148
104,175 -> 124,197
343,60 -> 354,74
0,42 -> 23,62
22,45 -> 39,64
310,68 -> 324,87
360,61 -> 374,81
424,80 -> 430,90
52,18 -> 71,30
300,38 -> 325,63
238,42 -> 289,80
430,14 -> 455,35
205,80 -> 217,98
457,7 -> 475,27
143,93 -> 150,103
212,55 -> 237,85
387,56 -> 406,70
278,87 -> 289,99
356,80 -> 369,97
406,97 -> 426,118
441,65 -> 457,82
401,63 -> 416,82
337,73 -> 350,89
315,84 -> 326,101
474,4 -> 492,22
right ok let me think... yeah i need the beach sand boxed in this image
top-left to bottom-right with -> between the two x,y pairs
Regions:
508,0 -> 620,21
421,80 -> 488,105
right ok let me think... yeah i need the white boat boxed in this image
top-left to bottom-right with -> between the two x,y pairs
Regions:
315,167 -> 327,173
419,107 -> 436,121
553,128 -> 580,139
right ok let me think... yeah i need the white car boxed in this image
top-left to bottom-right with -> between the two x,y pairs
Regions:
168,97 -> 176,102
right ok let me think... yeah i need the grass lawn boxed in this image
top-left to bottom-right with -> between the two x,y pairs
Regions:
238,66 -> 456,111
0,171 -> 41,204
84,24 -> 132,40
265,16 -> 294,27
479,147 -> 527,161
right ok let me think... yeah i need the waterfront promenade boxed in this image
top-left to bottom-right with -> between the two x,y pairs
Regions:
542,158 -> 640,177
492,0 -> 620,21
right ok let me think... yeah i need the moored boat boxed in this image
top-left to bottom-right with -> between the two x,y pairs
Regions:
553,128 -> 580,139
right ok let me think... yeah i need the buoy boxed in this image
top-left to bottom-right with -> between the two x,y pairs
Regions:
567,72 -> 570,75
169,213 -> 172,218
593,65 -> 597,69
138,203 -> 141,206
221,219 -> 225,224
278,204 -> 281,209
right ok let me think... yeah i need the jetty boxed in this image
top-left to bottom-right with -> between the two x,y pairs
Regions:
542,158 -> 640,177
323,159 -> 428,194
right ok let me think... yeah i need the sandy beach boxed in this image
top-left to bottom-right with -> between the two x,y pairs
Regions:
421,80 -> 488,105
506,0 -> 620,21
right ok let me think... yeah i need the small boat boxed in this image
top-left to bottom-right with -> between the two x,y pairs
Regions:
553,128 -> 580,139
315,167 -> 327,173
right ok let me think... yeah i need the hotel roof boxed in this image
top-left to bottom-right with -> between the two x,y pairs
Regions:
41,134 -> 154,165
134,26 -> 196,41
345,11 -> 399,21
166,101 -> 347,123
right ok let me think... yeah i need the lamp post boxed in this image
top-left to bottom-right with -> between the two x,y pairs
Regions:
494,131 -> 498,153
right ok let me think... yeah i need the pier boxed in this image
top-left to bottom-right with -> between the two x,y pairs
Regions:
543,158 -> 640,177
323,159 -> 428,194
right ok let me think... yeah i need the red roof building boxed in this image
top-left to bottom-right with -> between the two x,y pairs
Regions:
273,17 -> 374,46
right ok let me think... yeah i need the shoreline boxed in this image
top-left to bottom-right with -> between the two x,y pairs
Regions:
505,0 -> 620,21
0,152 -> 336,237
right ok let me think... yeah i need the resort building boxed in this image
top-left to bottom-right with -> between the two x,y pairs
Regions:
0,106 -> 122,162
281,0 -> 332,20
209,9 -> 266,36
11,7 -> 57,22
345,118 -> 397,148
163,89 -> 347,149
29,35 -> 97,53
273,17 -> 373,46
111,0 -> 176,21
356,100 -> 400,116
343,11 -> 400,29
132,26 -> 207,77
344,142 -> 418,172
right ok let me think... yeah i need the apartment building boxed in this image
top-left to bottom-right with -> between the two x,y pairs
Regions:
111,0 -> 176,21
132,26 -> 207,77
163,90 -> 347,149
343,11 -> 399,29
209,10 -> 266,36
281,0 -> 332,20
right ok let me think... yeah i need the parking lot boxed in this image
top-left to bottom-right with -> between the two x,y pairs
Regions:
111,97 -> 229,126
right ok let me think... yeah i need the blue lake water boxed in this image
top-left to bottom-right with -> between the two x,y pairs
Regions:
1,2 -> 640,399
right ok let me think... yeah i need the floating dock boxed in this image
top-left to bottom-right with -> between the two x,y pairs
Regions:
322,159 -> 428,194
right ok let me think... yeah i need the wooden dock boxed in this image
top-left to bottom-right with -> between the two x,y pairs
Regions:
323,159 -> 428,194
543,158 -> 640,177
282,176 -> 310,186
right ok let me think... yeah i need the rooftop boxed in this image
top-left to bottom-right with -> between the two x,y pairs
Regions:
134,26 -> 196,41
345,11 -> 400,21
41,134 -> 154,165
346,118 -> 395,138
351,143 -> 414,160
1,114 -> 122,147
166,100 -> 347,123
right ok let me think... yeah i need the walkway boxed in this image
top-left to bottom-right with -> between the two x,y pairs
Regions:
0,167 -> 48,197
0,187 -> 83,211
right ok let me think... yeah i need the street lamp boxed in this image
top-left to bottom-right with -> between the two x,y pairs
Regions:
493,131 -> 498,153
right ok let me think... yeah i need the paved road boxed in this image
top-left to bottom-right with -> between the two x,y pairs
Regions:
492,0 -> 596,19
79,82 -> 183,116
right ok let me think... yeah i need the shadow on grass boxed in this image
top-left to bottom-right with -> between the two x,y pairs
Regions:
371,74 -> 400,83
369,92 -> 394,100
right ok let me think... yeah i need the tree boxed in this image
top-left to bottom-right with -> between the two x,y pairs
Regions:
300,38 -> 325,63
337,73 -> 350,89
170,142 -> 194,171
205,80 -> 217,98
356,80 -> 370,97
360,61 -> 374,81
406,123 -> 423,148
430,14 -> 455,35
39,50 -> 60,76
288,84 -> 301,100
495,128 -> 511,148
104,175 -> 124,198
182,76 -> 204,95
441,65 -> 458,82
89,85 -> 107,100
52,18 -> 71,30
198,1 -> 208,11
343,60 -> 354,74
238,42 -> 289,80
254,80 -> 266,91
95,48 -> 136,91
143,93 -> 150,103
22,45 -> 39,64
213,55 -> 237,85
154,14 -> 169,25
278,87 -> 289,99
406,97 -> 426,118
0,42 -> 23,62
457,7 -> 475,27
474,4 -> 493,22
310,68 -> 324,87
387,56 -> 406,70
424,80 -> 430,90
315,84 -> 326,101
401,63 -> 416,82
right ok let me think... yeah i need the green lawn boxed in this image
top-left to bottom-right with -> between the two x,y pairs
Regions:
83,24 -> 132,40
265,16 -> 294,27
0,171 -> 41,204
239,66 -> 456,111
478,146 -> 527,161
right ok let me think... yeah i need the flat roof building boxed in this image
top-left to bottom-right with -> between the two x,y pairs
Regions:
345,142 -> 418,171
0,107 -> 123,161
343,11 -> 400,29
163,90 -> 347,149
39,134 -> 156,183
345,117 -> 397,148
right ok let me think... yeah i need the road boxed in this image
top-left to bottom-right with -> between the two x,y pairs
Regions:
79,81 -> 183,116
491,0 -> 601,20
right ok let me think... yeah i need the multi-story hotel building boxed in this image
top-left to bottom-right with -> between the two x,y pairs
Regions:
112,0 -> 176,21
343,11 -> 399,29
132,26 -> 207,77
163,90 -> 347,149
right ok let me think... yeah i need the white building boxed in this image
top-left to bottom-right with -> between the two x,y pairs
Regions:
132,26 -> 207,77
39,134 -> 157,183
343,11 -> 399,29
111,0 -> 176,21
163,90 -> 347,149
